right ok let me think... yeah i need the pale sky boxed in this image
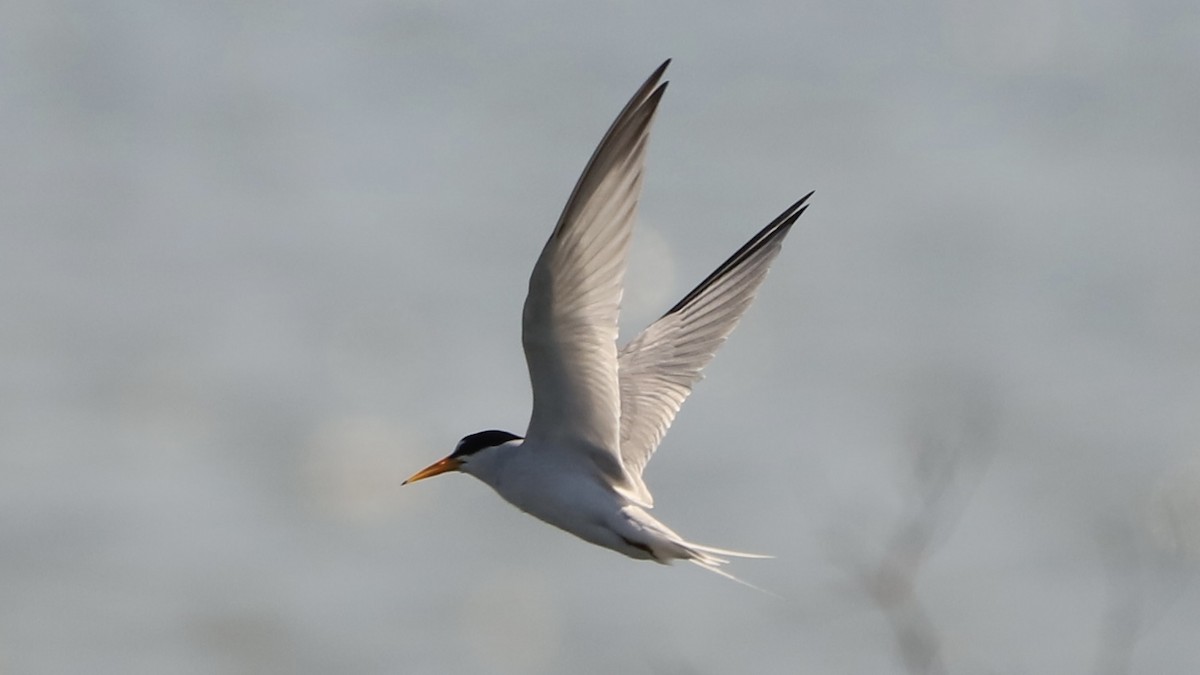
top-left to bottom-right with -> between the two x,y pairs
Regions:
2,1 -> 1199,673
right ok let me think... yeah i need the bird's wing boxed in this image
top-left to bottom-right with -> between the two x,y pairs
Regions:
616,194 -> 812,506
522,61 -> 670,494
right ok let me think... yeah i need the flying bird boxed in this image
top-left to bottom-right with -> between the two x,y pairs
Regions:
404,60 -> 812,581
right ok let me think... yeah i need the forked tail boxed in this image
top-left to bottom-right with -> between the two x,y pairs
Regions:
682,542 -> 775,594
622,506 -> 774,591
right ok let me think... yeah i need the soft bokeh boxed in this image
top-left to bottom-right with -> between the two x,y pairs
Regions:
3,1 -> 1198,673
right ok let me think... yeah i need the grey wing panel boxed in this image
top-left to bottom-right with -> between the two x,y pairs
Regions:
616,194 -> 813,503
522,62 -> 670,487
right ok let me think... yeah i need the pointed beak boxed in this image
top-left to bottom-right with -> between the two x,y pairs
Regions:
402,456 -> 462,485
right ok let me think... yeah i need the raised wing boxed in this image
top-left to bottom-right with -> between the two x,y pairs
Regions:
616,193 -> 813,505
522,61 -> 670,491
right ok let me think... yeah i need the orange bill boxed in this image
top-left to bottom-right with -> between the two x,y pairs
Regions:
402,456 -> 462,485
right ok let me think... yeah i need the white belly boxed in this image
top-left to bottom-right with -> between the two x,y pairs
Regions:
483,447 -> 675,560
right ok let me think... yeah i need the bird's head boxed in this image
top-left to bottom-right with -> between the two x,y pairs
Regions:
402,429 -> 523,485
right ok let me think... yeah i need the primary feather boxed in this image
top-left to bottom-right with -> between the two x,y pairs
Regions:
522,60 -> 670,498
616,193 -> 812,506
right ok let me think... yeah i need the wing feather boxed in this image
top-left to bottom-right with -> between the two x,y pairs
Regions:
522,61 -> 670,491
616,194 -> 813,505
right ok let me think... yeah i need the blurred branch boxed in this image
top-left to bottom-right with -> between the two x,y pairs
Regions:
1093,461 -> 1200,675
831,375 -> 997,675
1093,521 -> 1145,675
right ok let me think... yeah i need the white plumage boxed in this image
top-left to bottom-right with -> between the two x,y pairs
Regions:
404,60 -> 812,582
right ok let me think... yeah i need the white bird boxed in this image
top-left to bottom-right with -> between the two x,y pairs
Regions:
403,60 -> 812,582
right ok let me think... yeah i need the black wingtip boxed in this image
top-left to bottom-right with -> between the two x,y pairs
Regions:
641,60 -> 670,93
778,191 -> 814,226
644,59 -> 671,91
650,60 -> 671,94
661,193 -> 813,317
791,190 -> 815,212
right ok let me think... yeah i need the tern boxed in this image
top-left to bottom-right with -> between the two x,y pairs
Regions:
404,60 -> 812,581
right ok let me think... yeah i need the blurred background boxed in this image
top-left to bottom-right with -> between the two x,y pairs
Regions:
3,1 -> 1199,673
